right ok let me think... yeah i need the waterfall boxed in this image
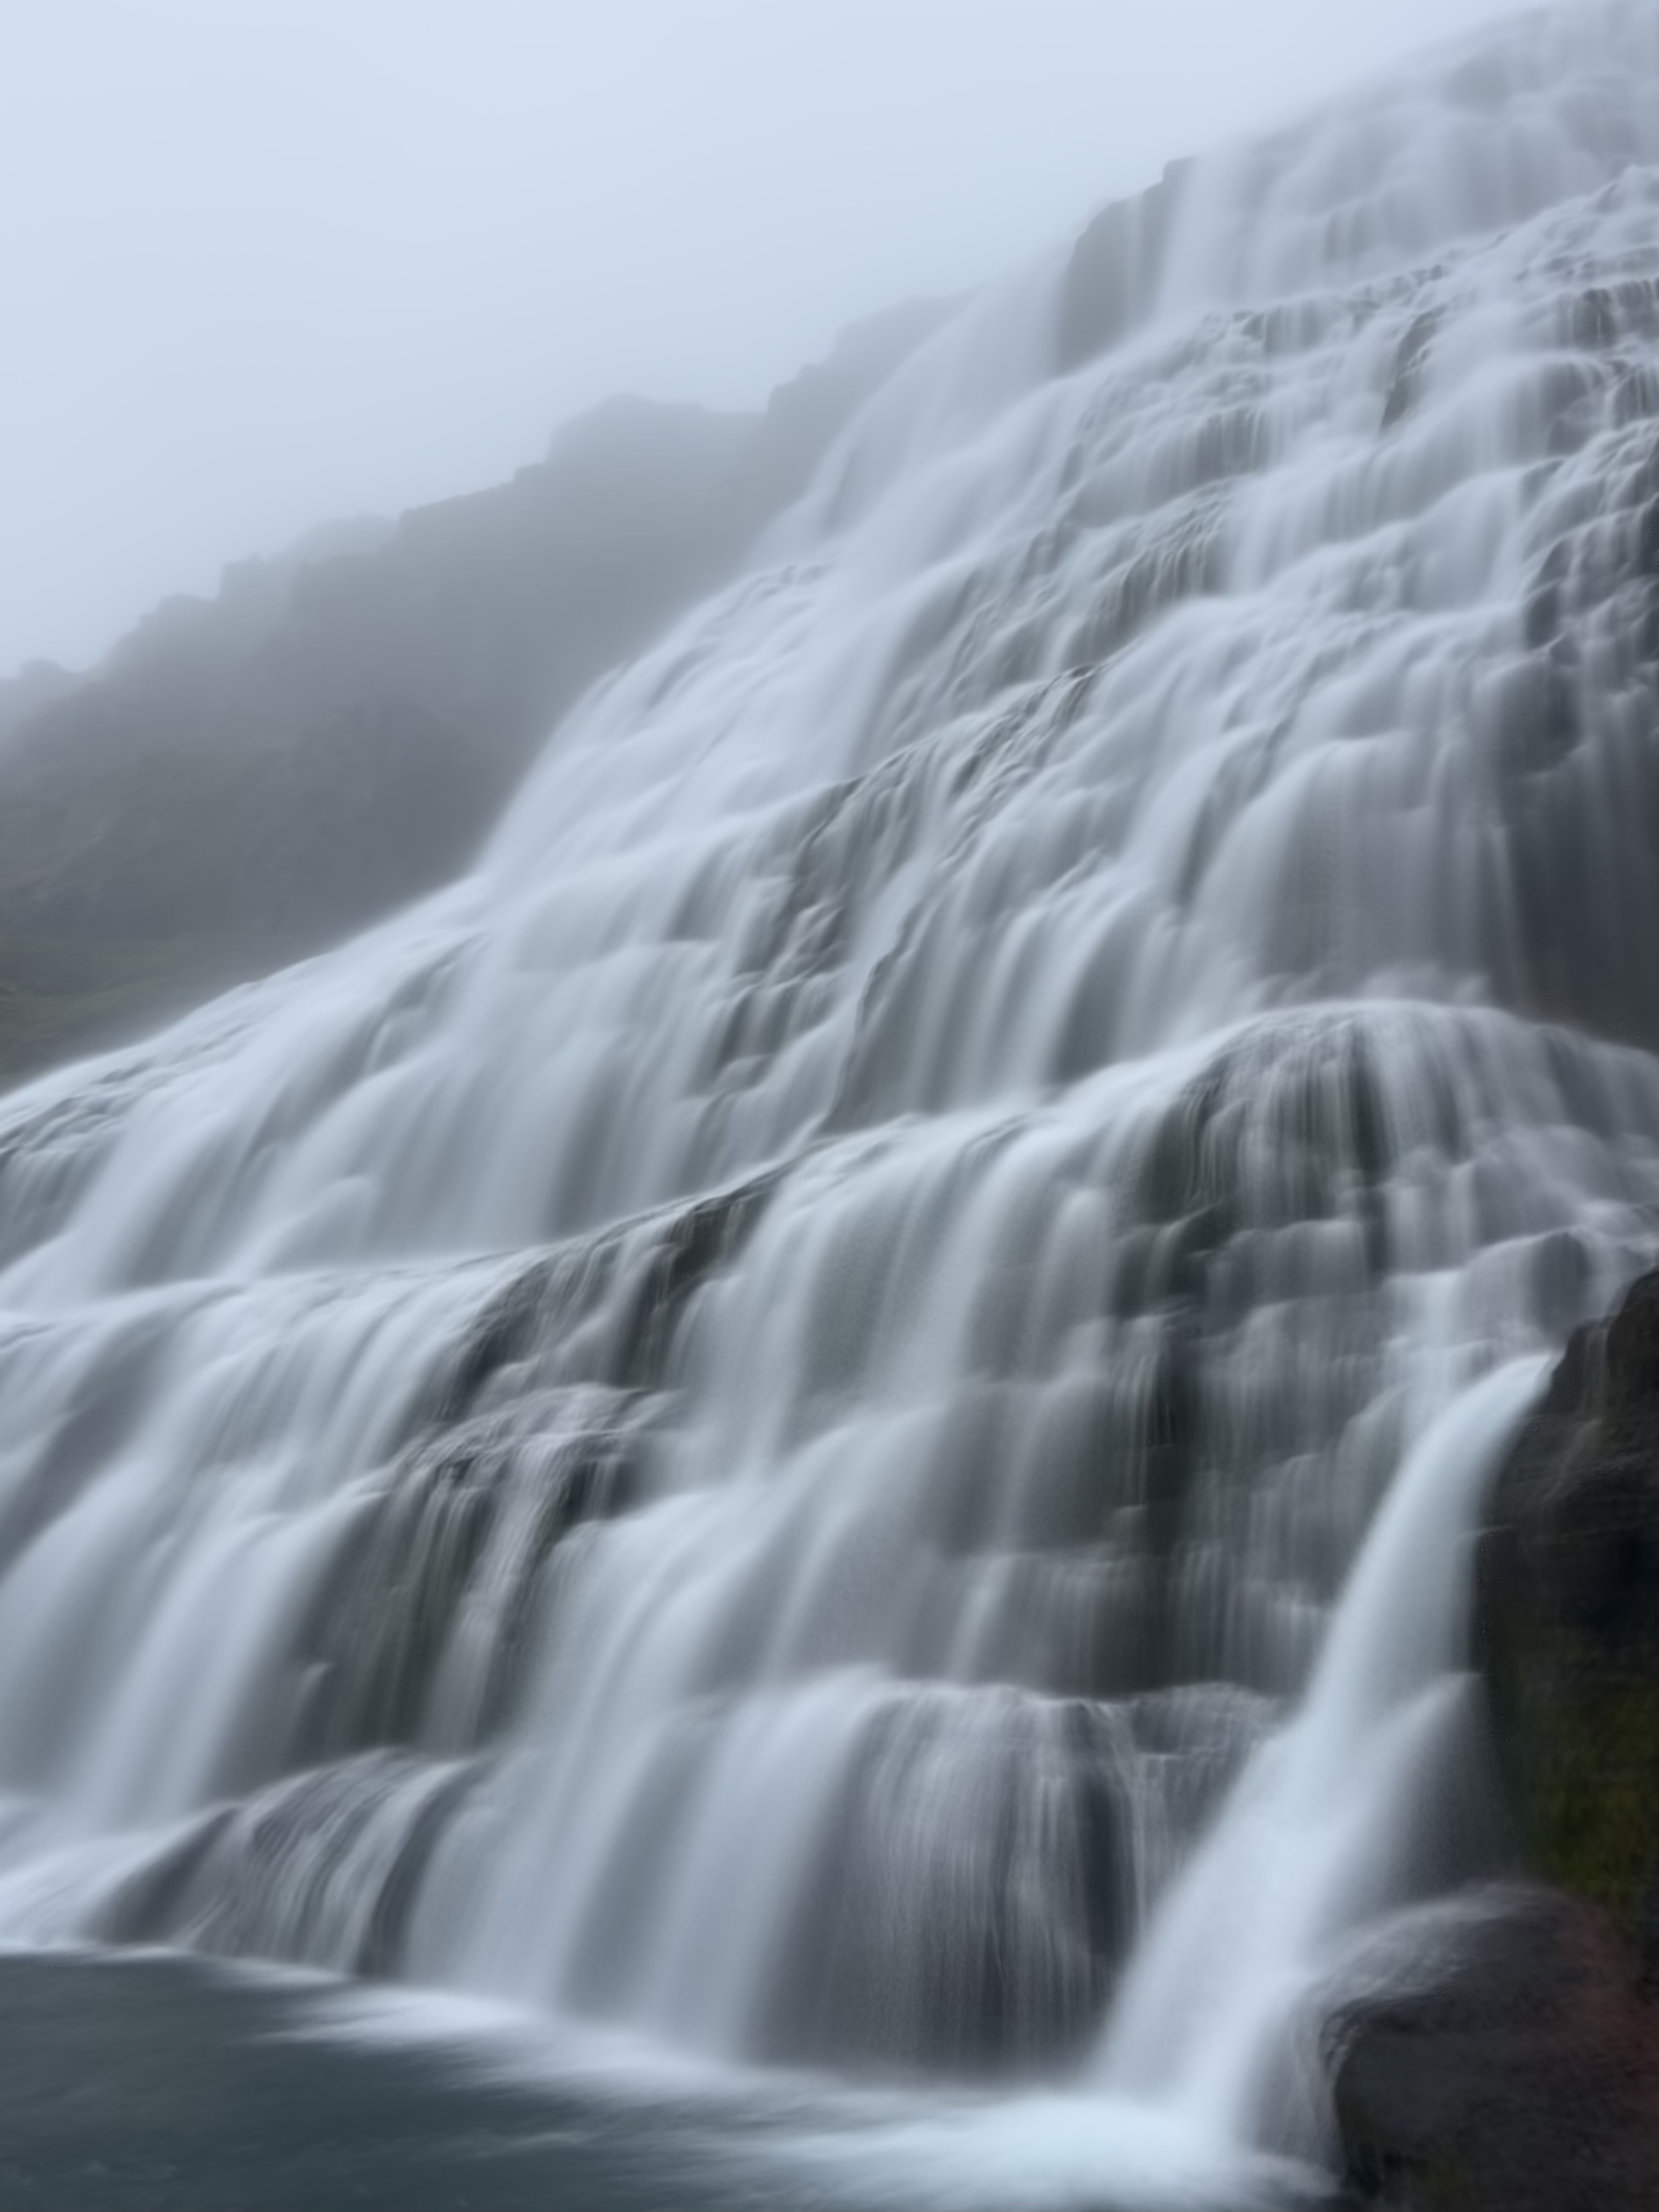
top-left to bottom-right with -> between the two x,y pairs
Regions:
0,3 -> 1657,2199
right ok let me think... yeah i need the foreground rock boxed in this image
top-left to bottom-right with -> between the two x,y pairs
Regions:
1477,1266 -> 1659,1960
1328,1885 -> 1659,2211
1331,1266 -> 1659,2205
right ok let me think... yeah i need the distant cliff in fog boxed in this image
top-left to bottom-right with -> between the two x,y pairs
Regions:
0,296 -> 949,1088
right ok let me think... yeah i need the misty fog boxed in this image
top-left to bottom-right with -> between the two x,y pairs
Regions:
8,0 -> 1527,681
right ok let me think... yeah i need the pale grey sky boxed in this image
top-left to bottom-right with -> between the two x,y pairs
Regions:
3,0 -> 1532,679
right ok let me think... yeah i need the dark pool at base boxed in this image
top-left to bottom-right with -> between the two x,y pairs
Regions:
0,1950 -> 767,2212
0,1950 -> 1322,2212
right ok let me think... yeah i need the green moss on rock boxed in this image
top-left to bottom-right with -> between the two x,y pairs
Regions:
1475,1268 -> 1659,1959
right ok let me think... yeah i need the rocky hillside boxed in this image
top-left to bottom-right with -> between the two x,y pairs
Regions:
0,299 -> 947,1088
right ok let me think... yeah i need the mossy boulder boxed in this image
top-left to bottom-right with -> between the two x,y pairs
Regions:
1329,1266 -> 1659,2205
1474,1267 -> 1659,1959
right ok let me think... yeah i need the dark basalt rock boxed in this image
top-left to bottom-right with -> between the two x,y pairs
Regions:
1332,1266 -> 1659,2204
1328,1885 -> 1659,2211
1476,1266 -> 1659,1960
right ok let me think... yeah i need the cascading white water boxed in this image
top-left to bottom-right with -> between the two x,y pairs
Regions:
1,3 -> 1657,2198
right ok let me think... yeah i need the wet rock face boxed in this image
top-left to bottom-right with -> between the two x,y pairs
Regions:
1475,1267 -> 1659,1959
1328,1886 -> 1659,2212
1332,1269 -> 1659,2205
1055,161 -> 1191,370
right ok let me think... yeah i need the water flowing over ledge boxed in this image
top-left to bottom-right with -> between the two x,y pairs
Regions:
0,4 -> 1656,2200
